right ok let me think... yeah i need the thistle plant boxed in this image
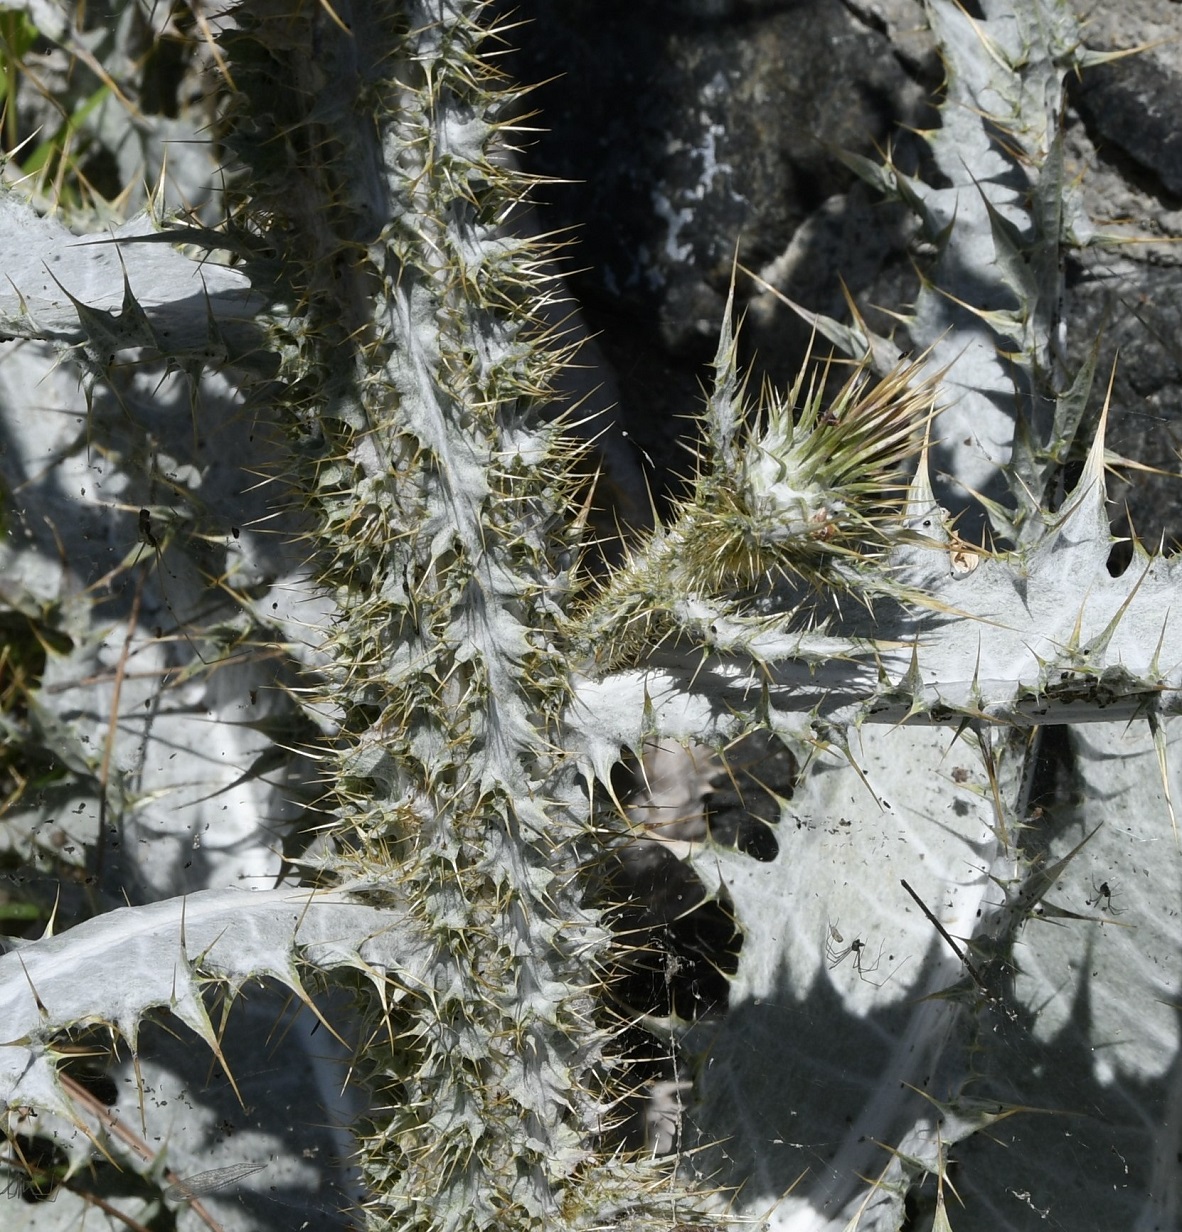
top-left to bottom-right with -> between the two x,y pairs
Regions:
0,2 -> 1178,1232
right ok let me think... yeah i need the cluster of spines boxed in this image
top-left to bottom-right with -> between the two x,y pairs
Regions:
573,313 -> 941,672
213,3 -> 707,1231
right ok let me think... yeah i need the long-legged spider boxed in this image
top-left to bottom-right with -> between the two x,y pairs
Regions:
1086,876 -> 1122,916
825,923 -> 886,985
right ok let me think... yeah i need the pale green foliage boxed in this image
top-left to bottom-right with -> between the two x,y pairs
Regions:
0,2 -> 1177,1232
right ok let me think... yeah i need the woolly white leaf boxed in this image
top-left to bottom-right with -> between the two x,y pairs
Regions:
0,885 -> 425,1156
686,725 -> 1011,1231
0,193 -> 262,357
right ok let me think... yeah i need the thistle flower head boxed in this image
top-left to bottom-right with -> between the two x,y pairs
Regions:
690,352 -> 942,594
573,343 -> 944,669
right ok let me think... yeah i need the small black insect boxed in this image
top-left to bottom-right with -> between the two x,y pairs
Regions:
137,508 -> 158,549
